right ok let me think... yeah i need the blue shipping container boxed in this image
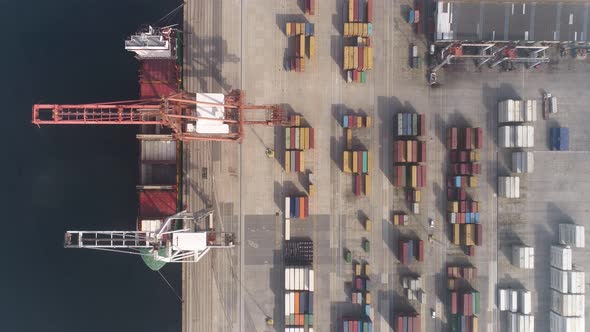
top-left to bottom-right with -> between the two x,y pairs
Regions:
305,23 -> 310,36
308,292 -> 313,313
408,10 -> 415,23
310,23 -> 315,35
294,197 -> 299,218
358,0 -> 363,22
466,213 -> 471,224
343,116 -> 349,128
405,114 -> 412,135
290,197 -> 296,218
455,176 -> 461,188
368,322 -> 373,332
559,127 -> 570,150
365,304 -> 371,316
475,212 -> 480,223
550,127 -> 559,150
343,320 -> 348,332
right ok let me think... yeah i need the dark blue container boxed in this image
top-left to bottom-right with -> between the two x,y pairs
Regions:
559,127 -> 570,150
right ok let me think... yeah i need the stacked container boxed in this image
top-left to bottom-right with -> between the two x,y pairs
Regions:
511,246 -> 535,269
498,100 -> 538,123
343,0 -> 374,83
285,196 -> 310,221
550,127 -> 570,151
398,239 -> 424,264
284,266 -> 315,329
447,127 -> 483,150
285,22 -> 315,72
447,200 -> 480,225
395,113 -> 426,136
304,0 -> 315,15
559,224 -> 585,248
551,245 -> 573,270
511,152 -> 534,174
550,311 -> 585,331
343,115 -> 372,128
551,290 -> 585,316
393,165 -> 427,188
551,268 -> 585,294
392,213 -> 409,226
506,312 -> 535,332
448,315 -> 479,332
393,140 -> 426,163
342,319 -> 373,332
393,315 -> 421,332
498,176 -> 520,198
498,126 -> 535,148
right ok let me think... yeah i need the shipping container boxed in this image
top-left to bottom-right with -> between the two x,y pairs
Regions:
550,245 -> 573,270
559,224 -> 585,248
551,290 -> 585,316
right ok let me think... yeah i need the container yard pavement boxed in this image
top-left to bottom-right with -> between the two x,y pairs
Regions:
182,0 -> 590,332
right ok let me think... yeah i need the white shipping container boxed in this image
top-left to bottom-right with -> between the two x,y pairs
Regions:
285,268 -> 291,290
309,269 -> 314,292
512,246 -> 534,269
551,245 -> 573,270
519,290 -> 532,314
568,270 -> 585,294
512,151 -> 534,173
551,267 -> 569,293
285,293 -> 290,316
285,197 -> 290,220
499,289 -> 509,311
285,219 -> 291,240
294,268 -> 300,290
299,268 -> 305,290
551,290 -> 585,316
303,267 -> 309,291
550,311 -> 585,332
510,289 -> 518,313
559,224 -> 585,248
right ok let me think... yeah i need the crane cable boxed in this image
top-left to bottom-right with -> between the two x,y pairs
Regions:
156,3 -> 185,25
157,270 -> 183,303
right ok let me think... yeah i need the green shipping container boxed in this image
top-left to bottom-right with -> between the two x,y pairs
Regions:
285,128 -> 290,149
473,291 -> 480,314
304,314 -> 309,327
308,314 -> 313,326
401,166 -> 407,187
412,114 -> 418,136
362,151 -> 368,173
361,71 -> 367,83
290,314 -> 295,325
450,314 -> 459,332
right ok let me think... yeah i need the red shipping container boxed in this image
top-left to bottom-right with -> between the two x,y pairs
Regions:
460,201 -> 465,213
309,128 -> 315,149
408,316 -> 413,331
450,151 -> 458,162
394,166 -> 402,187
469,245 -> 476,256
474,163 -> 481,174
413,316 -> 421,332
291,128 -> 296,149
295,151 -> 300,172
396,317 -> 403,332
463,294 -> 469,314
310,0 -> 315,15
417,240 -> 424,261
412,141 -> 418,163
352,70 -> 358,82
304,196 -> 309,217
448,128 -> 458,149
355,174 -> 362,196
395,141 -> 402,162
451,292 -> 458,314
353,0 -> 358,21
401,242 -> 408,264
447,188 -> 454,200
465,128 -> 472,150
475,127 -> 483,149
459,188 -> 467,200
353,320 -> 358,332
419,114 -> 426,136
358,151 -> 363,174
367,0 -> 373,22
460,213 -> 466,224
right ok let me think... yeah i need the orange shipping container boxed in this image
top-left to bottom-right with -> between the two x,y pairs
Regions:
299,150 -> 305,172
352,151 -> 359,173
299,197 -> 305,218
294,292 -> 300,313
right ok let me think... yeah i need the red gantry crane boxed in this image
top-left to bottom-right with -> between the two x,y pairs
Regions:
32,89 -> 292,142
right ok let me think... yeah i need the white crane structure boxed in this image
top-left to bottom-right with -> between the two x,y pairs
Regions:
64,210 -> 234,268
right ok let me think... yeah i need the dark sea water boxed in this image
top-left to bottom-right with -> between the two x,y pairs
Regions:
5,1 -> 182,331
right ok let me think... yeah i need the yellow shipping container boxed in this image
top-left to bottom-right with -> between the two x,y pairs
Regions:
309,35 -> 315,58
415,190 -> 421,202
285,151 -> 291,172
366,116 -> 372,127
363,24 -> 368,37
304,128 -> 310,150
300,57 -> 305,72
406,140 -> 413,162
348,0 -> 354,22
363,46 -> 369,71
465,224 -> 475,246
472,316 -> 479,332
286,23 -> 292,36
356,23 -> 361,36
295,22 -> 301,35
349,47 -> 354,70
364,174 -> 371,195
470,176 -> 478,187
299,151 -> 305,172
364,219 -> 371,231
346,128 -> 352,150
367,47 -> 373,69
448,278 -> 456,290
343,47 -> 349,70
355,263 -> 362,275
301,23 -> 306,35
353,47 -> 359,70
343,151 -> 351,173
295,115 -> 301,126
352,151 -> 359,173
299,35 -> 305,57
367,151 -> 372,172
299,128 -> 305,150
309,183 -> 315,196
448,201 -> 458,212
364,263 -> 371,275
344,23 -> 349,36
453,224 -> 461,245
356,116 -> 362,128
411,165 -> 417,187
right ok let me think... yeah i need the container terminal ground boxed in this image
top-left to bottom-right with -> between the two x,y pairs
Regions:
181,0 -> 590,331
